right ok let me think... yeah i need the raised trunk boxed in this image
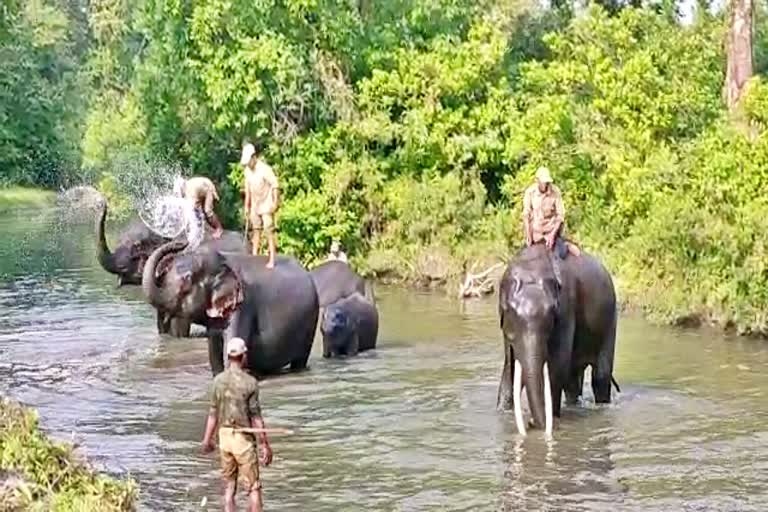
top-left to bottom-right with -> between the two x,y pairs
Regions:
95,200 -> 119,274
142,240 -> 187,312
724,0 -> 754,110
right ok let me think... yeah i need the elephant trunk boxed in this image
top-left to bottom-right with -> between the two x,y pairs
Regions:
95,199 -> 119,274
142,240 -> 188,312
523,357 -> 547,431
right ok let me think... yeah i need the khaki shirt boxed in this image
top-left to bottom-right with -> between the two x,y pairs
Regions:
209,365 -> 262,429
245,159 -> 279,216
327,251 -> 348,263
184,177 -> 219,215
522,183 -> 565,243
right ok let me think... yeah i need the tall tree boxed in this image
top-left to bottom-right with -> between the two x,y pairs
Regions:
724,0 -> 754,110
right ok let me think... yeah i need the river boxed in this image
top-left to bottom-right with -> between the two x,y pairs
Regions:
0,205 -> 767,512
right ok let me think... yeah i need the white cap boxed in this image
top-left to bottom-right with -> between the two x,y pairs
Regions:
227,337 -> 247,357
240,143 -> 256,165
535,166 -> 553,184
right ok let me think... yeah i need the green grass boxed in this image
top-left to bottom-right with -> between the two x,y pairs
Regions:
0,187 -> 56,214
0,398 -> 137,512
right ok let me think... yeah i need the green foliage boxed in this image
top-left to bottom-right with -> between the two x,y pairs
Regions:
0,398 -> 136,511
0,187 -> 55,215
0,0 -> 89,188
3,0 -> 767,334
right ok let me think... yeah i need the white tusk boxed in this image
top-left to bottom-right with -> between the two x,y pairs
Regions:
513,359 -> 527,436
543,361 -> 553,438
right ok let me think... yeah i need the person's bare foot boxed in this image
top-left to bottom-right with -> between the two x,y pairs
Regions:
265,260 -> 275,269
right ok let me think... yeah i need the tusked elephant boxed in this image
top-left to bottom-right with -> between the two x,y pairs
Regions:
321,292 -> 379,358
142,240 -> 319,376
310,260 -> 375,307
497,244 -> 619,436
95,198 -> 246,336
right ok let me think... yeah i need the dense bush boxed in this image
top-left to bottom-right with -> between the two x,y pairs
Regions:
5,0 -> 768,333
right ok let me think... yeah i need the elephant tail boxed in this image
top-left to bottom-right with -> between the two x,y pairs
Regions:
611,376 -> 621,393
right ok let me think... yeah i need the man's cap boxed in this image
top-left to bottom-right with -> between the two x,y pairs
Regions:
240,143 -> 256,165
227,337 -> 247,357
535,166 -> 553,184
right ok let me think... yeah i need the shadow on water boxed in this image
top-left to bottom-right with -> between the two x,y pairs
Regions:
1,205 -> 768,511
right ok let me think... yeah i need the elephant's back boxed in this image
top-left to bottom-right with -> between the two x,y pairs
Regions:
310,261 -> 366,307
119,218 -> 167,245
234,255 -> 318,372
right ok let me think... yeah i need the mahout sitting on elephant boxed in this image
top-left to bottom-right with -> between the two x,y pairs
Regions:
497,243 -> 618,436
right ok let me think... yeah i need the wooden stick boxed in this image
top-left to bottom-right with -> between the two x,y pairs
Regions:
233,427 -> 295,435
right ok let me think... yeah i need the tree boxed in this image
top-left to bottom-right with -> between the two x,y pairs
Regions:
724,0 -> 754,110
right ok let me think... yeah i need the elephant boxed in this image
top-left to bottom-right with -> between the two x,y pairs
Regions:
142,240 -> 319,376
95,197 -> 169,286
96,198 -> 247,336
497,243 -> 618,436
309,260 -> 375,307
321,292 -> 379,358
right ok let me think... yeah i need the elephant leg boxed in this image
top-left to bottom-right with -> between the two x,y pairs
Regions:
565,363 -> 585,405
208,332 -> 225,376
156,311 -> 171,334
497,342 -> 514,411
348,332 -> 360,356
169,317 -> 191,337
550,323 -> 575,418
290,352 -> 310,371
592,319 -> 617,404
322,334 -> 332,358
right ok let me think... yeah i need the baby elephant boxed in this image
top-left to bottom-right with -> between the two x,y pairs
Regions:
321,293 -> 379,358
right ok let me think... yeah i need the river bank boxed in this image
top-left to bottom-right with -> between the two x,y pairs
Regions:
0,398 -> 136,511
0,188 -> 56,215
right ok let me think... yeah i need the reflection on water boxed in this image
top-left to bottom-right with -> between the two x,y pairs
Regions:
1,207 -> 768,511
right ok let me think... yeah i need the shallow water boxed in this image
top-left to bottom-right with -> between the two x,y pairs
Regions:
1,206 -> 767,511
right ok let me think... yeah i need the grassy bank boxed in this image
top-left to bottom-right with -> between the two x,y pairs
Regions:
0,188 -> 56,215
0,398 -> 136,512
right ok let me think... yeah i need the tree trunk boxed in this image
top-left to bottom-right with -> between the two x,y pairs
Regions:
724,0 -> 754,110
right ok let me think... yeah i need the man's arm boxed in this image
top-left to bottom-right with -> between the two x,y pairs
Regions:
269,168 -> 280,211
522,188 -> 533,245
201,386 -> 219,453
547,188 -> 565,247
249,385 -> 273,465
244,171 -> 252,215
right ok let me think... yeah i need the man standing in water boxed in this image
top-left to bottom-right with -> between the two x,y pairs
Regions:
202,337 -> 273,512
522,166 -> 572,283
241,143 -> 280,269
173,176 -> 224,242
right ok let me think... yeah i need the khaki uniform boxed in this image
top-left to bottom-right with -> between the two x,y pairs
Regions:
522,184 -> 565,244
210,366 -> 262,490
184,177 -> 219,216
245,159 -> 279,231
327,251 -> 348,263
